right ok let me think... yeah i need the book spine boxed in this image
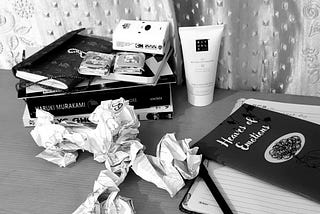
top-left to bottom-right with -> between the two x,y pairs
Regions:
23,105 -> 173,127
25,84 -> 172,118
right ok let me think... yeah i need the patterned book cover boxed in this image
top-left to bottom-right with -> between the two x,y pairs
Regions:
196,103 -> 320,203
12,28 -> 112,90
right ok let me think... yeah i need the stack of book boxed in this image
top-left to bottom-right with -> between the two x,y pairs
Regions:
12,28 -> 176,127
20,66 -> 175,127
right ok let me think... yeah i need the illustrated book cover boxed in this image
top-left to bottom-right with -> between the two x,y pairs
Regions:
195,103 -> 320,203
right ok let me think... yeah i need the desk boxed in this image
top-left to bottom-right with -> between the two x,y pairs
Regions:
1,70 -> 320,214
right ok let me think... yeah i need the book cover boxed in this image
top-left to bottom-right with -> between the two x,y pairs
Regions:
24,83 -> 172,118
12,28 -> 113,90
195,103 -> 320,203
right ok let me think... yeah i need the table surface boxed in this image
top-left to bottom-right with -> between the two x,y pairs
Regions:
1,70 -> 320,214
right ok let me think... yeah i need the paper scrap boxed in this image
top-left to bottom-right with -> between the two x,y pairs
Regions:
31,98 -> 140,166
73,170 -> 135,214
29,98 -> 202,213
132,133 -> 202,197
156,133 -> 202,180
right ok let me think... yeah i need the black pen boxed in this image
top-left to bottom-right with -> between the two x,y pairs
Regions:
200,159 -> 233,214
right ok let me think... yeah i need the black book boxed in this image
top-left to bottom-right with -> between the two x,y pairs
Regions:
12,28 -> 113,90
195,103 -> 320,203
24,83 -> 172,118
22,102 -> 174,126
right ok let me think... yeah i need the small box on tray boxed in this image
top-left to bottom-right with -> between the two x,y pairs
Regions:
112,19 -> 170,55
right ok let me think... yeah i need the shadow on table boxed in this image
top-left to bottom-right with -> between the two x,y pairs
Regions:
119,170 -> 171,214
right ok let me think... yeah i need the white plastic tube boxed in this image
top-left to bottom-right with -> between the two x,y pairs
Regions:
179,25 -> 224,106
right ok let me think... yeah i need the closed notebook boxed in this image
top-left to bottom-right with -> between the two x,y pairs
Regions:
195,103 -> 320,203
12,28 -> 113,90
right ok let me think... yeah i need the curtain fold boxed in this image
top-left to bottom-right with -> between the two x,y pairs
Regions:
174,0 -> 320,97
1,0 -> 320,96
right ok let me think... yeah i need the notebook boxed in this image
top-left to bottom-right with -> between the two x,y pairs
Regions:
181,159 -> 320,214
182,99 -> 320,213
194,100 -> 320,204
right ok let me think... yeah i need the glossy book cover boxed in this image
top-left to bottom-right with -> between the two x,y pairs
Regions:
196,103 -> 320,203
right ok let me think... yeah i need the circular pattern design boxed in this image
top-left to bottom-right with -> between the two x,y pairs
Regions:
303,1 -> 320,19
264,133 -> 305,163
0,10 -> 15,34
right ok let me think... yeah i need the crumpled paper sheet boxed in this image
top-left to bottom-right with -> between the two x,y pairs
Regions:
30,98 -> 202,214
31,98 -> 140,167
73,170 -> 135,214
131,133 -> 202,197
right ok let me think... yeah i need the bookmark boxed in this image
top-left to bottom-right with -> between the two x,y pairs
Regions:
200,159 -> 233,214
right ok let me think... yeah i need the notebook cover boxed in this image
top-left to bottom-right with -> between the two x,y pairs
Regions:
195,103 -> 320,203
12,28 -> 113,90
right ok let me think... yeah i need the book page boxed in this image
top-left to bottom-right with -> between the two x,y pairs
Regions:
184,99 -> 320,214
181,176 -> 223,214
231,98 -> 320,125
